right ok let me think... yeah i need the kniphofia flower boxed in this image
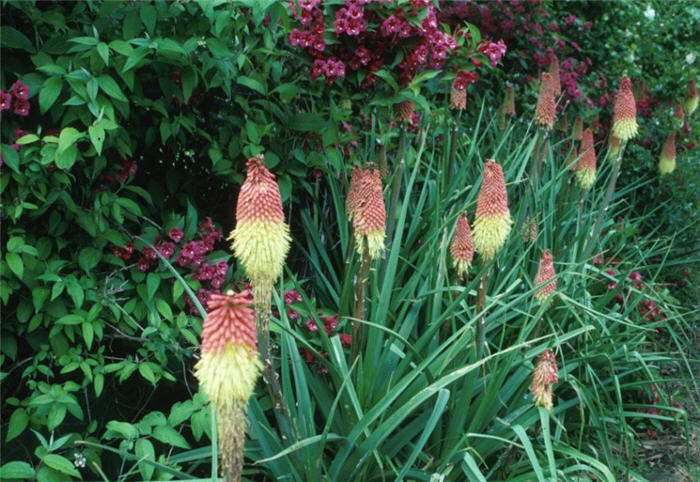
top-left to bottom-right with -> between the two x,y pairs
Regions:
194,291 -> 262,482
503,84 -> 516,116
347,166 -> 385,260
535,72 -> 556,130
674,102 -> 685,127
394,99 -> 415,124
658,133 -> 676,175
229,156 -> 290,308
450,213 -> 474,279
472,160 -> 512,260
548,55 -> 561,97
685,79 -> 698,115
450,79 -> 466,111
534,249 -> 557,304
572,116 -> 583,141
575,128 -> 597,189
531,349 -> 559,411
611,76 -> 638,141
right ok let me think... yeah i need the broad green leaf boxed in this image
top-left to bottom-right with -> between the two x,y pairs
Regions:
17,134 -> 39,145
146,273 -> 160,300
41,454 -> 81,478
96,42 -> 110,65
106,420 -> 138,439
0,461 -> 35,480
0,26 -> 35,52
78,247 -> 100,272
57,127 -> 82,153
152,425 -> 190,449
237,75 -> 266,95
39,77 -> 62,114
56,314 -> 83,325
6,253 -> 23,278
98,75 -> 127,102
135,439 -> 155,480
88,125 -> 105,155
5,409 -> 29,442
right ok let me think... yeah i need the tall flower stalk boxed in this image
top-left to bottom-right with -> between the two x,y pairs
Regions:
584,76 -> 637,262
194,291 -> 261,482
228,156 -> 291,417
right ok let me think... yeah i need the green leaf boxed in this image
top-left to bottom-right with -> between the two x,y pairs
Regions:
135,439 -> 155,480
82,322 -> 94,349
152,425 -> 190,449
78,247 -> 100,272
106,420 -> 138,439
88,125 -> 105,155
17,134 -> 39,145
57,127 -> 82,154
39,77 -> 63,114
56,314 -> 83,325
146,273 -> 160,300
6,409 -> 29,442
139,4 -> 157,35
42,454 -> 80,478
96,42 -> 110,65
0,461 -> 35,480
155,298 -> 173,320
237,76 -> 266,95
98,75 -> 127,102
181,67 -> 196,102
138,363 -> 156,384
94,373 -> 104,397
122,47 -> 149,73
1,145 -> 20,173
0,26 -> 35,52
47,404 -> 67,430
6,253 -> 23,278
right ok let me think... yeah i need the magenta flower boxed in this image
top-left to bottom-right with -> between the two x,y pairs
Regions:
10,81 -> 29,100
306,318 -> 319,331
13,99 -> 30,116
137,256 -> 151,272
168,227 -> 183,243
0,90 -> 11,111
480,40 -> 507,67
156,241 -> 174,258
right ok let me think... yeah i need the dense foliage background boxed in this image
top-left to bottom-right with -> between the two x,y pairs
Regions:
1,1 -> 697,481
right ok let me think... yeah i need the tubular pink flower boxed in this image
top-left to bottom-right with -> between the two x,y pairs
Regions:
450,213 -> 474,279
612,76 -> 638,141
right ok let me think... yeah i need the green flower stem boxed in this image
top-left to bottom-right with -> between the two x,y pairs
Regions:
351,243 -> 372,362
387,127 -> 407,243
583,141 -> 627,262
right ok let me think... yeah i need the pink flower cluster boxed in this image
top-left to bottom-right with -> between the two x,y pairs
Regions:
310,57 -> 346,84
453,70 -> 479,91
479,40 -> 507,67
0,81 -> 30,117
306,313 -> 339,334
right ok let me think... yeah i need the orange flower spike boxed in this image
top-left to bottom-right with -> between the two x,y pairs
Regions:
575,128 -> 597,189
531,349 -> 559,411
535,72 -> 556,130
534,249 -> 557,305
450,213 -> 474,279
229,157 -> 291,307
348,167 -> 386,260
472,160 -> 512,260
194,291 -> 262,482
659,133 -> 676,175
611,76 -> 638,142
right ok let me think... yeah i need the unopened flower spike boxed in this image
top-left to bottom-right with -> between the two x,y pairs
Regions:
658,133 -> 676,175
535,72 -> 556,130
194,291 -> 262,482
531,349 -> 559,411
472,160 -> 512,261
450,213 -> 474,279
347,166 -> 386,260
575,128 -> 597,189
572,116 -> 583,141
548,54 -> 561,97
394,99 -> 415,124
611,76 -> 638,142
229,156 -> 291,309
534,249 -> 557,305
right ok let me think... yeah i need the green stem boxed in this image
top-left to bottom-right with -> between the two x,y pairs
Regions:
475,269 -> 490,361
582,142 -> 627,262
351,244 -> 372,361
387,127 -> 407,243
